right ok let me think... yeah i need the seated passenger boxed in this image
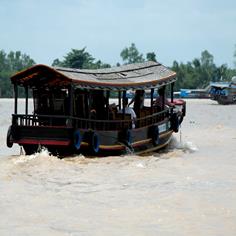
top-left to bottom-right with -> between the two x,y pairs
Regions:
108,103 -> 118,120
154,88 -> 173,109
118,97 -> 136,128
91,90 -> 106,120
90,109 -> 97,119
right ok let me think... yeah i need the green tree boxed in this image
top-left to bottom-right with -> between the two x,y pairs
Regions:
171,50 -> 236,90
146,52 -> 157,62
120,43 -> 144,64
0,50 -> 35,97
52,48 -> 110,69
200,50 -> 214,67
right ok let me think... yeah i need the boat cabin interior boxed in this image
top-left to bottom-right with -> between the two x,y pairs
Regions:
14,85 -> 175,130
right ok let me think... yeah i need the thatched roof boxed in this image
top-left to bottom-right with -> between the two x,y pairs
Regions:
11,61 -> 176,90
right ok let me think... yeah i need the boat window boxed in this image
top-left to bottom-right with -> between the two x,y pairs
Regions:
74,89 -> 88,118
33,88 -> 68,115
33,89 -> 51,115
51,89 -> 67,115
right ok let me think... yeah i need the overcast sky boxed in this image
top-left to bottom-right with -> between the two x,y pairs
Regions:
1,0 -> 236,67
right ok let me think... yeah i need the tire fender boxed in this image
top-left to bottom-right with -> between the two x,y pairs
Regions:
89,132 -> 100,153
171,113 -> 180,133
152,125 -> 159,146
119,129 -> 131,145
6,126 -> 13,148
74,130 -> 82,150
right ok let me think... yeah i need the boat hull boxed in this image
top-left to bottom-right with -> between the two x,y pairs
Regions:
213,95 -> 236,105
9,120 -> 175,156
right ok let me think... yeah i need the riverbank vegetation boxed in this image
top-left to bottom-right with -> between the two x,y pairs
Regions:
0,43 -> 235,97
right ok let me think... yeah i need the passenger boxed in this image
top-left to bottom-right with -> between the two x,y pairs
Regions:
108,103 -> 118,120
91,90 -> 106,119
128,90 -> 145,113
154,88 -> 173,109
90,109 -> 97,119
118,97 -> 136,128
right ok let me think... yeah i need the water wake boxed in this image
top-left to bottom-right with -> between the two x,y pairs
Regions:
170,136 -> 198,153
14,147 -> 54,164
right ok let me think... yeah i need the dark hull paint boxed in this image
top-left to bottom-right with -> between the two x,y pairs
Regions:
79,130 -> 173,156
10,120 -> 174,156
215,95 -> 236,105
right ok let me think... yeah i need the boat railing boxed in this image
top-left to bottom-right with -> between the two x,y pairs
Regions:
12,108 -> 171,131
12,114 -> 72,127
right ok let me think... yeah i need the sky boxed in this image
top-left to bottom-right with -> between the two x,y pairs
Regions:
1,0 -> 236,67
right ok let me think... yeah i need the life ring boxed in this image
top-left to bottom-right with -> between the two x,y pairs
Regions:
6,126 -> 13,148
118,129 -> 131,146
89,132 -> 100,153
74,130 -> 81,150
125,129 -> 131,145
152,125 -> 159,146
171,113 -> 179,133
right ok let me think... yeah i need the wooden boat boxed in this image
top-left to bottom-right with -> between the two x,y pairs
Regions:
6,61 -> 186,156
209,77 -> 236,104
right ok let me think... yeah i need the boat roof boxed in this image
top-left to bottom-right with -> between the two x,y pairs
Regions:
210,82 -> 231,89
10,61 -> 176,90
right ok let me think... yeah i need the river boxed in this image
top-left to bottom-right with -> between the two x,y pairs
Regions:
0,99 -> 236,235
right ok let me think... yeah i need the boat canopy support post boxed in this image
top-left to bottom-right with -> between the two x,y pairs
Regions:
106,90 -> 110,119
25,86 -> 28,116
118,91 -> 121,110
88,90 -> 92,128
122,90 -> 126,126
68,84 -> 74,126
151,88 -> 154,114
162,85 -> 166,110
171,82 -> 174,103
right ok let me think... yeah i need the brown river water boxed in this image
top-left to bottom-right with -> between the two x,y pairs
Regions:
0,99 -> 236,235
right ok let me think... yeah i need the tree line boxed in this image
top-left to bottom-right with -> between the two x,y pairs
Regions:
0,43 -> 236,97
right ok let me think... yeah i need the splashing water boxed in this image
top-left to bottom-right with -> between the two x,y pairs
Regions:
136,162 -> 146,168
181,141 -> 198,152
13,147 -> 54,164
170,136 -> 198,153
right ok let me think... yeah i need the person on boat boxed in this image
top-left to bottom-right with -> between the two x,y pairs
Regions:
128,90 -> 145,113
118,97 -> 136,128
154,88 -> 173,109
91,90 -> 106,119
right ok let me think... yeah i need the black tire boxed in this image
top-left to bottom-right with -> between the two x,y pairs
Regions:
6,126 -> 13,148
119,129 -> 131,146
182,103 -> 186,117
88,132 -> 100,154
74,130 -> 82,150
152,125 -> 159,146
171,113 -> 179,133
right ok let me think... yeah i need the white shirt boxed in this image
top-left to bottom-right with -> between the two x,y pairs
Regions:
118,107 -> 137,128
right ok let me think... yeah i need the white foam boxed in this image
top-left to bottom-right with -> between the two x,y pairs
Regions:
14,147 -> 53,164
176,140 -> 198,153
136,162 -> 145,168
183,141 -> 198,152
170,137 -> 198,153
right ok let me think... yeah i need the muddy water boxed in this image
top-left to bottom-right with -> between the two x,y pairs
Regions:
0,99 -> 236,235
